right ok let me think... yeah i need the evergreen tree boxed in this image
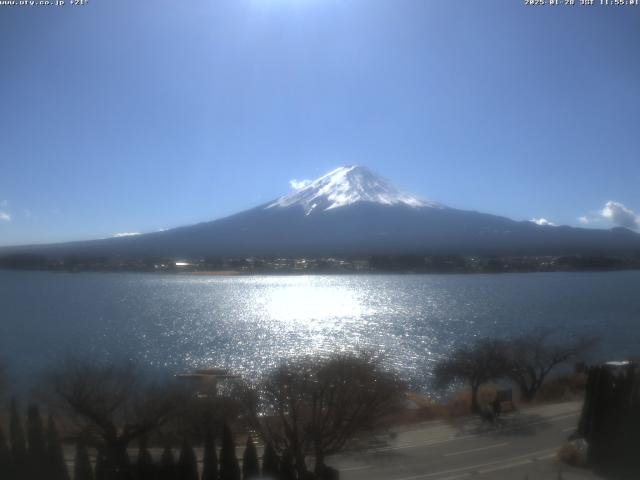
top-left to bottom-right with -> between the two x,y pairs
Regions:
94,448 -> 108,480
118,449 -> 133,480
219,424 -> 240,480
0,424 -> 10,480
279,450 -> 295,480
47,415 -> 70,480
27,404 -> 47,479
74,441 -> 94,480
9,398 -> 27,480
201,429 -> 218,480
158,446 -> 176,480
177,437 -> 198,480
27,404 -> 46,458
261,443 -> 279,479
242,436 -> 260,480
136,436 -> 155,480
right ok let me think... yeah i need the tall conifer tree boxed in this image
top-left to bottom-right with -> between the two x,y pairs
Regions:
9,399 -> 26,460
27,404 -> 47,479
279,450 -> 295,480
261,443 -> 279,479
201,429 -> 218,480
94,448 -> 108,480
219,424 -> 240,480
27,405 -> 46,458
73,441 -> 94,480
242,436 -> 260,480
47,415 -> 70,480
9,399 -> 27,479
177,437 -> 198,480
136,436 -> 155,480
158,446 -> 177,480
0,424 -> 10,480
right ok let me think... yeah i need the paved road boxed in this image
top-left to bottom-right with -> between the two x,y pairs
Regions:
329,401 -> 602,480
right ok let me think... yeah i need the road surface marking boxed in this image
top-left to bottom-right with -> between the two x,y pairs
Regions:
443,442 -> 509,457
476,452 -> 556,475
340,465 -> 371,472
434,452 -> 558,480
390,446 -> 560,480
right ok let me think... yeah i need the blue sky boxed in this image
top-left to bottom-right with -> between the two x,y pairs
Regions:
1,0 -> 639,246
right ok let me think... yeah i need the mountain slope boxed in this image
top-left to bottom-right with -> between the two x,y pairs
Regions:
2,166 -> 640,259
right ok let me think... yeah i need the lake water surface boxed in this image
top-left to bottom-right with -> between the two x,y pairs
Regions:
1,270 -> 639,389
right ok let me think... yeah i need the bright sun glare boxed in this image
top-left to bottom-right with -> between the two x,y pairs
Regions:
261,284 -> 368,326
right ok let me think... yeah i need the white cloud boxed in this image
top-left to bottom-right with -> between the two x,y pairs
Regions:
112,232 -> 141,238
0,212 -> 10,222
530,217 -> 556,227
289,179 -> 311,190
600,201 -> 639,229
578,216 -> 590,225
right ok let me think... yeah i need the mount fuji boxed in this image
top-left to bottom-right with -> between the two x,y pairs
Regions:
2,166 -> 640,260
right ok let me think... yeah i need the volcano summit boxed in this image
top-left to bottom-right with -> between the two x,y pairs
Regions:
267,166 -> 440,215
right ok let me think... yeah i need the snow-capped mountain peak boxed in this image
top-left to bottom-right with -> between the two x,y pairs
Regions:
267,166 -> 441,215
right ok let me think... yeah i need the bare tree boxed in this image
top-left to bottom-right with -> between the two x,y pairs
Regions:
242,354 -> 404,477
45,360 -> 184,479
505,330 -> 597,401
434,338 -> 508,414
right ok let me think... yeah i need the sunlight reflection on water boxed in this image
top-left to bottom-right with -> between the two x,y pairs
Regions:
1,271 -> 639,391
108,274 -> 452,385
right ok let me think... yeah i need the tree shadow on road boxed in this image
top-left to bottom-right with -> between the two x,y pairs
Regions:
450,411 -> 554,438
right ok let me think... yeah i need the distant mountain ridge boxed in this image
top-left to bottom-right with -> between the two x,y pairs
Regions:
2,166 -> 640,260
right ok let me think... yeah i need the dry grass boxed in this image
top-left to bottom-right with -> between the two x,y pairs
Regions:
535,373 -> 587,404
390,374 -> 586,428
391,385 -> 521,425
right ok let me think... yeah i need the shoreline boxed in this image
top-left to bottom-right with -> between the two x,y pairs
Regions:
2,266 -> 640,276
